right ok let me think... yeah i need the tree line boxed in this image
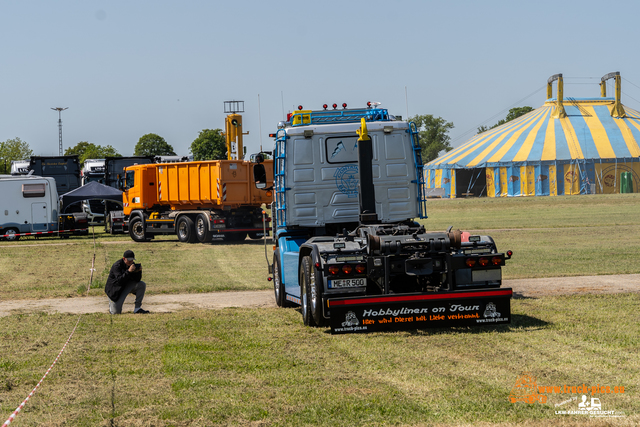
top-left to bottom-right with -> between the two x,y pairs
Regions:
0,107 -> 533,173
0,130 -> 227,173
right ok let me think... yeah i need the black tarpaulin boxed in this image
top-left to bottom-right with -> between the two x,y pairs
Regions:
59,181 -> 123,212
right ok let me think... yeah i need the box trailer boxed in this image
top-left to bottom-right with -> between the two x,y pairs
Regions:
28,156 -> 82,202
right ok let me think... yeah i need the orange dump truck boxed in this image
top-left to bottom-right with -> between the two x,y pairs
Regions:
122,159 -> 272,243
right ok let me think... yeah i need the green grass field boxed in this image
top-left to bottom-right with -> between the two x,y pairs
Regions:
2,193 -> 639,300
0,194 -> 638,426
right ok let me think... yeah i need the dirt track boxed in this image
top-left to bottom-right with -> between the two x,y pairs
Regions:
0,274 -> 638,317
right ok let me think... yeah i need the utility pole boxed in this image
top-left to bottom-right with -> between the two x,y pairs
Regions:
51,107 -> 68,155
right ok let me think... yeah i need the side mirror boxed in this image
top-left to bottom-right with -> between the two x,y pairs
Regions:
253,164 -> 267,189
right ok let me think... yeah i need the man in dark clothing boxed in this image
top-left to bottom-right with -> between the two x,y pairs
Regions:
105,250 -> 149,314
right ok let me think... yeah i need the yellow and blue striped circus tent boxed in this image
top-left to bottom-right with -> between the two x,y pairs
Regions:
425,73 -> 640,197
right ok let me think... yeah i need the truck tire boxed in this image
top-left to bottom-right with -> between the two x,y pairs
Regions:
309,258 -> 327,326
273,251 -> 287,307
300,256 -> 317,327
195,214 -> 213,243
176,216 -> 196,243
129,217 -> 147,242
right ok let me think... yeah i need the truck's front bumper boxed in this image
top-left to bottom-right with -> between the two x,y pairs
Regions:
328,288 -> 512,334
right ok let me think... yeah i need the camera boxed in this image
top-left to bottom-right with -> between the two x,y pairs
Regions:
135,263 -> 141,270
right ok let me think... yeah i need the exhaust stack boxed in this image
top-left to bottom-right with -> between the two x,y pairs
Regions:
357,118 -> 377,224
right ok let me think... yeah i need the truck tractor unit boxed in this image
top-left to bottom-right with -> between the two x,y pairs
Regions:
81,159 -> 106,223
269,103 -> 512,333
122,158 -> 273,243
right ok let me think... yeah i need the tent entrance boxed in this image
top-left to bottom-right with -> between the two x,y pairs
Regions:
455,168 -> 486,197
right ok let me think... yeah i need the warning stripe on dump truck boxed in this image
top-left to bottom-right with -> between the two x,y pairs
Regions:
0,228 -> 88,238
216,179 -> 227,201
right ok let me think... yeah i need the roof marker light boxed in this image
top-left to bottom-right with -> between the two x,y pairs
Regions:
332,103 -> 338,109
298,105 -> 303,110
323,104 -> 328,110
342,103 -> 347,109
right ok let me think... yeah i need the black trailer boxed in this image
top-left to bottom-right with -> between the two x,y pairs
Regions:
29,156 -> 82,210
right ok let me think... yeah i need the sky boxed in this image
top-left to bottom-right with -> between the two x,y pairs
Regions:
3,0 -> 640,158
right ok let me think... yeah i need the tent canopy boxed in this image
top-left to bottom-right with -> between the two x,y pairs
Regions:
426,97 -> 640,197
59,181 -> 123,212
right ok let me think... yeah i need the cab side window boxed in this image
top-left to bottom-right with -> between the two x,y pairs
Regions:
124,171 -> 135,190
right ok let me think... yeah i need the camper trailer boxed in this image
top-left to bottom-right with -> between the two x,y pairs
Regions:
0,175 -> 59,241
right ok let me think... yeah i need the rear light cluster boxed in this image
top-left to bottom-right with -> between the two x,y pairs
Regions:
327,264 -> 366,275
465,256 -> 503,268
212,219 -> 225,225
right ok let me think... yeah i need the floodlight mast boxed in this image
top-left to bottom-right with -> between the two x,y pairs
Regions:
223,101 -> 249,160
51,107 -> 68,155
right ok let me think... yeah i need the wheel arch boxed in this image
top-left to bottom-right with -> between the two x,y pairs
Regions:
128,209 -> 147,221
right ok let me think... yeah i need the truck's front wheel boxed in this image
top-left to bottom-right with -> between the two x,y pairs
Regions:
273,251 -> 288,307
129,217 -> 147,242
300,256 -> 317,327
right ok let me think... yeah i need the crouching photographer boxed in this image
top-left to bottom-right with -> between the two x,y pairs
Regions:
105,250 -> 149,314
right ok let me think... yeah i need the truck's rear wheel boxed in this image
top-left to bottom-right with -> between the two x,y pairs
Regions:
195,214 -> 212,243
177,216 -> 196,243
128,217 -> 147,242
300,256 -> 317,327
309,258 -> 327,326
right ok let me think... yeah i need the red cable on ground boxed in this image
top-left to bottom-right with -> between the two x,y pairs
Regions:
2,316 -> 82,426
0,228 -> 88,238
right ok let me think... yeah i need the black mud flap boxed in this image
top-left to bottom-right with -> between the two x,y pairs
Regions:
328,289 -> 512,334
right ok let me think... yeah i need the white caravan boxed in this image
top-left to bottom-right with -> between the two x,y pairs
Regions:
0,175 -> 59,241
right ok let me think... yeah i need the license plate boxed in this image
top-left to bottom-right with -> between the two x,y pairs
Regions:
472,269 -> 501,282
213,224 -> 225,229
328,278 -> 367,289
